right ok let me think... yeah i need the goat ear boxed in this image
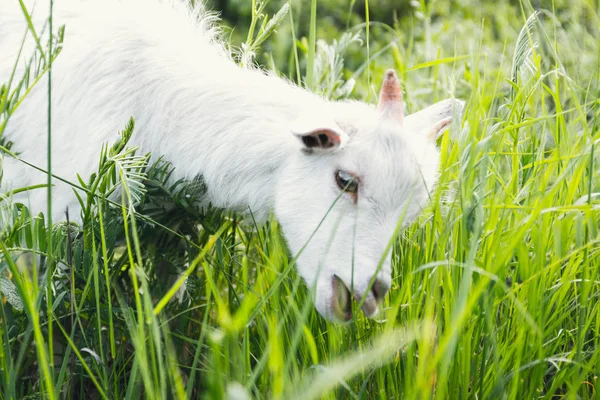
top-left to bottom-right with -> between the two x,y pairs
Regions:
404,98 -> 464,142
293,128 -> 347,150
291,114 -> 348,151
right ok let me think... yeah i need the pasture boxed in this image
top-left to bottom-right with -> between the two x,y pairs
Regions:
1,0 -> 599,398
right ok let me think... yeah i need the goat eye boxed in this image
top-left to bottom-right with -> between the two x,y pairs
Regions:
335,170 -> 359,193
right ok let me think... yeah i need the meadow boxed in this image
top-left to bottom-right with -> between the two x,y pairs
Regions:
1,0 -> 599,398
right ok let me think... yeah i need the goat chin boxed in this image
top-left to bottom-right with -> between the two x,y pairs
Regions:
0,0 -> 463,322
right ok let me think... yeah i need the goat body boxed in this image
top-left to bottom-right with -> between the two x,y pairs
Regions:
1,0 -> 313,221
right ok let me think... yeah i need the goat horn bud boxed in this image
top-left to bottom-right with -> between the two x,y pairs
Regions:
377,69 -> 404,125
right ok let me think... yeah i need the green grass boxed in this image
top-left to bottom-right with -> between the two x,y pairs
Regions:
1,0 -> 600,398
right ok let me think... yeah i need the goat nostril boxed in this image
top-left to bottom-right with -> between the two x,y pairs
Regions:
332,275 -> 352,321
371,278 -> 390,302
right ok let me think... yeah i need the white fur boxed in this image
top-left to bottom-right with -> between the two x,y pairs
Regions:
0,0 -> 462,321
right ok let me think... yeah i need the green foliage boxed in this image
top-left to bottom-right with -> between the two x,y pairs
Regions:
1,0 -> 600,399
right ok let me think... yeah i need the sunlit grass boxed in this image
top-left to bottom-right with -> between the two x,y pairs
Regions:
1,0 -> 599,398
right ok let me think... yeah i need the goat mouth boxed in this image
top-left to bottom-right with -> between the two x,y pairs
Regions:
331,275 -> 352,322
355,290 -> 379,318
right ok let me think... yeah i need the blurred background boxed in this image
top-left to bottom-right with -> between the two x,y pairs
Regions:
200,0 -> 599,111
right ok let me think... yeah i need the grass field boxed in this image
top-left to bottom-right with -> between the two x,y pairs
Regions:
1,0 -> 600,398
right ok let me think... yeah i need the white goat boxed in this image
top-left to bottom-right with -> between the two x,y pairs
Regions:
0,0 -> 463,321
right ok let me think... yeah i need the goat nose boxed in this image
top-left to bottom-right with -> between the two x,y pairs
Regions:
371,278 -> 390,302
